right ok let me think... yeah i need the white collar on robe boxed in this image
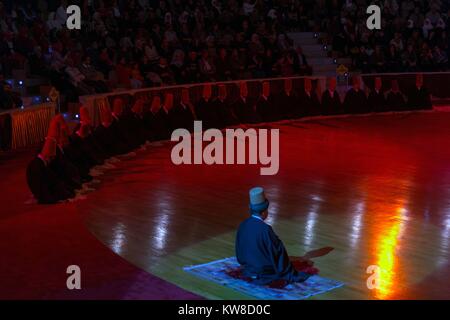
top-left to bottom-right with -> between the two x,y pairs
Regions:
251,214 -> 264,222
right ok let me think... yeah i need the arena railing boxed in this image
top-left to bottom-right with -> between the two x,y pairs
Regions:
0,103 -> 56,151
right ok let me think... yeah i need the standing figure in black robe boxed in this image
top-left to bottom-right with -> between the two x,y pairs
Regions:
214,84 -> 239,128
126,98 -> 149,148
94,104 -> 129,157
26,137 -> 75,204
272,79 -> 299,119
407,74 -> 432,110
56,115 -> 93,183
195,84 -> 220,129
75,106 -> 109,162
386,79 -> 406,111
169,88 -> 195,132
368,77 -> 387,113
343,76 -> 368,114
111,98 -> 138,152
143,95 -> 171,141
236,187 -> 311,285
255,81 -> 279,122
70,124 -> 104,168
321,77 -> 342,115
46,116 -> 83,191
231,82 -> 261,124
298,78 -> 321,117
72,106 -> 109,161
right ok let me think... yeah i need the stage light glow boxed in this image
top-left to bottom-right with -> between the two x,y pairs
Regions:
349,201 -> 365,248
111,222 -> 126,254
374,206 -> 408,299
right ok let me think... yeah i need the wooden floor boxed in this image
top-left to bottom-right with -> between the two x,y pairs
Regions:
79,111 -> 450,299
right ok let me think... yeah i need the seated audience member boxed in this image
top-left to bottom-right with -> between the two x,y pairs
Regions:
79,55 -> 109,93
294,46 -> 312,76
144,95 -> 170,141
407,74 -> 432,110
196,84 -> 221,129
26,135 -> 75,204
168,88 -> 195,132
321,77 -> 341,115
386,80 -> 406,111
232,81 -> 261,124
343,77 -> 368,114
368,77 -> 387,113
236,187 -> 311,285
274,78 -> 298,119
65,58 -> 95,95
256,81 -> 279,122
298,78 -> 320,117
198,49 -> 216,82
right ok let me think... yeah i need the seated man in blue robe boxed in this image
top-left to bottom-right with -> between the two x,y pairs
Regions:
235,187 -> 311,285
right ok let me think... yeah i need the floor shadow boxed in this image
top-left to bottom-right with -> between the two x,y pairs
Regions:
302,247 -> 335,260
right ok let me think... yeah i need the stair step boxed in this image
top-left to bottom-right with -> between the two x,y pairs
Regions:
287,32 -> 318,39
289,37 -> 319,45
307,57 -> 335,65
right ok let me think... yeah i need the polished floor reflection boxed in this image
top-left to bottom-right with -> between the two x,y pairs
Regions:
80,111 -> 450,299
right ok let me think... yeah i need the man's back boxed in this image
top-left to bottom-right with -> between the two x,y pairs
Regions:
235,216 -> 299,284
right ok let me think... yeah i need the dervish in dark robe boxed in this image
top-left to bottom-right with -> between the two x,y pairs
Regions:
143,98 -> 171,141
70,126 -> 104,168
321,89 -> 342,115
236,187 -> 311,285
272,90 -> 298,120
54,119 -> 93,183
343,88 -> 368,114
231,95 -> 261,124
110,111 -> 138,151
214,86 -> 240,127
50,146 -> 83,191
169,101 -> 195,132
26,139 -> 74,204
195,96 -> 221,129
255,94 -> 279,122
39,117 -> 83,190
122,99 -> 149,148
407,85 -> 432,110
386,91 -> 406,111
368,89 -> 387,113
298,90 -> 321,117
94,121 -> 123,157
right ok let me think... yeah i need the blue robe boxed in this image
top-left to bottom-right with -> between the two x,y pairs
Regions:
235,216 -> 306,285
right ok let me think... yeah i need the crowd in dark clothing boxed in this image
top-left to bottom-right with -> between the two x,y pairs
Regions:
0,75 -> 23,110
26,73 -> 432,204
326,0 -> 450,73
1,0 -> 317,105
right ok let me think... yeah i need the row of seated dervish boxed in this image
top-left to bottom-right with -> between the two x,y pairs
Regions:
26,74 -> 432,204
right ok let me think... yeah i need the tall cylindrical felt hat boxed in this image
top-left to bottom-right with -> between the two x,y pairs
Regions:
249,187 -> 269,213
